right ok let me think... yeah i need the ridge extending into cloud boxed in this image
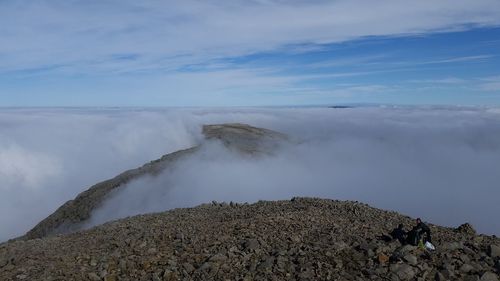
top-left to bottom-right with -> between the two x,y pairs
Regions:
1,107 -> 500,242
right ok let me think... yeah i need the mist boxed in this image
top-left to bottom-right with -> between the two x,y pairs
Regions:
2,106 -> 500,241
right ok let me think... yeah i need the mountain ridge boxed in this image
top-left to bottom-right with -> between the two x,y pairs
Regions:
20,123 -> 287,240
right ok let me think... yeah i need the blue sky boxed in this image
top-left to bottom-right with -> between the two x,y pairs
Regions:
1,0 -> 500,106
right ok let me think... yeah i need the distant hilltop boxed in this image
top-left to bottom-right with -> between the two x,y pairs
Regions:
329,105 -> 354,109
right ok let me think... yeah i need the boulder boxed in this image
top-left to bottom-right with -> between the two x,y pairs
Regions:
460,263 -> 475,273
456,223 -> 477,235
88,273 -> 101,281
488,244 -> 500,258
480,272 -> 499,281
442,242 -> 463,251
403,254 -> 418,265
243,239 -> 260,252
390,264 -> 415,280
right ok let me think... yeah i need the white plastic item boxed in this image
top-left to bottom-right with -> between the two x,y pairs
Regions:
425,241 -> 436,250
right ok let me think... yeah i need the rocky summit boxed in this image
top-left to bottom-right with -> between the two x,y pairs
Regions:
1,198 -> 499,281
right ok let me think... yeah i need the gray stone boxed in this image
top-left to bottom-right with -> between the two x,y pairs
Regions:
209,253 -> 227,263
298,269 -> 315,280
119,259 -> 127,271
163,270 -> 178,281
152,273 -> 161,281
438,268 -> 454,279
399,245 -> 417,254
434,271 -> 446,281
99,270 -> 108,278
244,239 -> 259,251
460,263 -> 475,273
199,262 -> 212,272
460,254 -> 471,264
480,272 -> 499,281
403,254 -> 418,265
183,263 -> 195,273
392,245 -> 416,261
456,223 -> 476,235
0,257 -> 7,268
391,264 -> 415,280
442,242 -> 463,251
443,262 -> 454,271
463,276 -> 480,281
488,244 -> 500,258
88,272 -> 101,281
257,256 -> 275,272
174,233 -> 184,240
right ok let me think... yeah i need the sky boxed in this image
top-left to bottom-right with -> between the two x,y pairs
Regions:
1,0 -> 500,106
1,107 -> 500,242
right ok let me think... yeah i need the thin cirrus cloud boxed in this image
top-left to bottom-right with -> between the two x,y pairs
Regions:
1,0 -> 500,74
1,1 -> 500,106
479,75 -> 500,91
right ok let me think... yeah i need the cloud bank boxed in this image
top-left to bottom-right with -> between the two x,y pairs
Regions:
1,107 -> 500,242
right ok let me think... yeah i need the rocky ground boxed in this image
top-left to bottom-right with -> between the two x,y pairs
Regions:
1,197 -> 499,281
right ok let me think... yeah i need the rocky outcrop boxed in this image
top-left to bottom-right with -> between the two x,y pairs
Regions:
1,198 -> 499,280
20,123 -> 287,240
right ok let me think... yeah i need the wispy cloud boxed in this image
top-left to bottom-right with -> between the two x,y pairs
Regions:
387,55 -> 494,68
1,0 -> 500,75
478,75 -> 500,91
407,77 -> 468,84
306,55 -> 390,69
328,85 -> 394,98
420,55 -> 494,65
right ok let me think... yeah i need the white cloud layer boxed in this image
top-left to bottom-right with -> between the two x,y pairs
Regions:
1,0 -> 500,74
1,107 -> 500,242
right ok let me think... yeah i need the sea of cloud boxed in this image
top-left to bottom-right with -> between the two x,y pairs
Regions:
1,106 -> 500,242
